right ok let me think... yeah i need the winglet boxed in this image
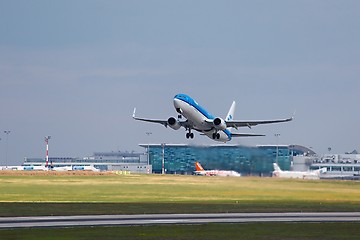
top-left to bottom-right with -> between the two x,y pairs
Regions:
132,108 -> 137,118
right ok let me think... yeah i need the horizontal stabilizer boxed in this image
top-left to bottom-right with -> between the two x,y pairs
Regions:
231,133 -> 265,137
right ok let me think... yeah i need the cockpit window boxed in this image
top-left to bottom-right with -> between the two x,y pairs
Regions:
175,94 -> 188,100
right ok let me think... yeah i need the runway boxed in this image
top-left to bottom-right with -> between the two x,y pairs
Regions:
1,212 -> 360,228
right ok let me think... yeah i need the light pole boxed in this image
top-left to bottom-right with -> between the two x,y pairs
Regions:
146,132 -> 152,165
4,131 -> 10,167
274,133 -> 280,165
45,136 -> 51,168
161,143 -> 165,174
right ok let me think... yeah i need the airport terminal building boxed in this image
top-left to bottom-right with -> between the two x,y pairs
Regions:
23,144 -> 309,175
24,151 -> 151,173
310,153 -> 360,179
142,144 -> 360,178
140,144 -> 312,176
23,144 -> 360,178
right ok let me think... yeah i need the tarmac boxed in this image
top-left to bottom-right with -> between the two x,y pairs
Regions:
1,212 -> 360,228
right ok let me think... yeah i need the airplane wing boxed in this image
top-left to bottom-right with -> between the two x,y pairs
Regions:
132,108 -> 190,129
133,108 -> 169,127
226,116 -> 293,129
133,116 -> 169,127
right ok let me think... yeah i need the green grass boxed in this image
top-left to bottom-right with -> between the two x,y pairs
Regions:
1,174 -> 360,239
1,174 -> 360,202
1,174 -> 360,216
1,223 -> 360,240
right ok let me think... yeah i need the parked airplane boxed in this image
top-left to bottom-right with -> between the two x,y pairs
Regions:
53,165 -> 99,172
133,94 -> 293,142
72,165 -> 100,172
23,165 -> 48,171
272,163 -> 327,180
194,161 -> 241,177
52,166 -> 73,172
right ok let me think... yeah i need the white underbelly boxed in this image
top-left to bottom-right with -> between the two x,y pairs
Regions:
180,102 -> 210,130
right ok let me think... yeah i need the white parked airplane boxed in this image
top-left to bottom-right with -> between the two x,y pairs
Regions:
72,165 -> 100,172
272,163 -> 327,180
52,166 -> 73,172
133,94 -> 293,142
194,161 -> 241,177
23,165 -> 48,171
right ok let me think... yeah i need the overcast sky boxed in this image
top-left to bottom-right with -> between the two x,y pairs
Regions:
0,0 -> 359,165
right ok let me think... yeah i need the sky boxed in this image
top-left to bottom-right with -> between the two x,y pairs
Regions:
0,0 -> 359,165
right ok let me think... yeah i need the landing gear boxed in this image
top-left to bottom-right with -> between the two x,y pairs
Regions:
186,132 -> 194,139
186,130 -> 194,139
212,132 -> 220,139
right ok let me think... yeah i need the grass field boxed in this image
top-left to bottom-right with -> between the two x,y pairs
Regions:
1,172 -> 360,239
1,172 -> 360,216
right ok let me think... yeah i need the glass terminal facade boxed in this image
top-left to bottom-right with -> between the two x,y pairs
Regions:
140,144 -> 307,175
23,145 -> 313,175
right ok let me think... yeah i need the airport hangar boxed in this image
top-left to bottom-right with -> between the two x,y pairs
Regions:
24,144 -> 315,176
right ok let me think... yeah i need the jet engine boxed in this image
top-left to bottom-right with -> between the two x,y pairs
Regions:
167,117 -> 181,130
213,117 -> 227,130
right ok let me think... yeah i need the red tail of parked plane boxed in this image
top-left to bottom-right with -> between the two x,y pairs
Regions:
195,161 -> 205,172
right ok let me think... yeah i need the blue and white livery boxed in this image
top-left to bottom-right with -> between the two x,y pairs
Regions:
133,94 -> 293,143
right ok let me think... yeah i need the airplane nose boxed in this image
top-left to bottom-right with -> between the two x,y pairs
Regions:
173,98 -> 182,114
173,98 -> 180,108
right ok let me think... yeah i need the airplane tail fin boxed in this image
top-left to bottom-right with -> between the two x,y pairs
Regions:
226,101 -> 236,122
273,163 -> 282,172
195,161 -> 205,171
226,101 -> 236,134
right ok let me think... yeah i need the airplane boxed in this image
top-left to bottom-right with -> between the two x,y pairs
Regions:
133,93 -> 293,142
22,165 -> 48,171
52,166 -> 73,172
72,165 -> 100,172
272,163 -> 327,180
52,165 -> 100,172
194,161 -> 241,177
